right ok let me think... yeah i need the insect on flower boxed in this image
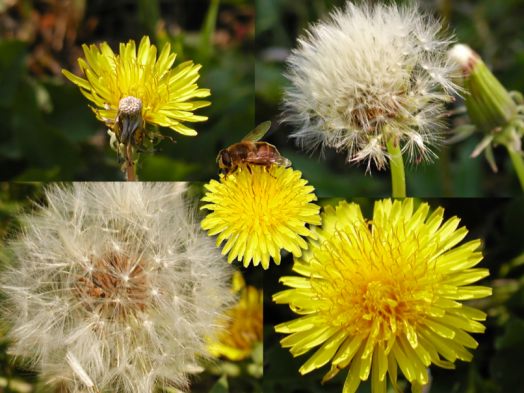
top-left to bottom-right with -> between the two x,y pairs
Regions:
217,121 -> 291,175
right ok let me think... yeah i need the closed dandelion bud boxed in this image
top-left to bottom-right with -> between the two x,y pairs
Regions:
449,44 -> 517,134
283,2 -> 459,170
1,183 -> 233,393
449,44 -> 524,178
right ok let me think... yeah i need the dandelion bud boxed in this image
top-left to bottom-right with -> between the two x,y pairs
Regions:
1,183 -> 233,393
449,43 -> 517,134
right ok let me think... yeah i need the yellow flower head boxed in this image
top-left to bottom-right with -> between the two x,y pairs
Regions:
273,199 -> 492,393
201,165 -> 321,269
62,36 -> 210,143
209,271 -> 263,361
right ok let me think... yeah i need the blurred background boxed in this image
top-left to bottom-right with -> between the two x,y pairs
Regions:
0,181 -> 263,393
256,0 -> 524,197
264,197 -> 524,393
0,0 -> 254,181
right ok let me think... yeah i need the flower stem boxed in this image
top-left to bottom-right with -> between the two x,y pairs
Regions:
505,143 -> 524,191
125,164 -> 136,181
125,144 -> 137,181
386,138 -> 406,198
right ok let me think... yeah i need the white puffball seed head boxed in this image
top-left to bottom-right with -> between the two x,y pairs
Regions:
283,2 -> 460,170
2,183 -> 233,393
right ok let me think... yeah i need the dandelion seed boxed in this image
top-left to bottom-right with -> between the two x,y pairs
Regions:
2,183 -> 233,393
201,165 -> 321,269
283,2 -> 459,169
274,199 -> 491,393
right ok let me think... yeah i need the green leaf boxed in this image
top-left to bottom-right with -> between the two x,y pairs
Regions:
209,375 -> 229,393
198,0 -> 220,61
137,0 -> 160,37
490,317 -> 524,392
43,81 -> 100,143
495,316 -> 524,350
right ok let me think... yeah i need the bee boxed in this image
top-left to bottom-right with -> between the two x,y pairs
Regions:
217,121 -> 291,175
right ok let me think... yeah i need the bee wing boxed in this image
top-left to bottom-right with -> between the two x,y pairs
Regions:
241,121 -> 272,142
276,156 -> 292,167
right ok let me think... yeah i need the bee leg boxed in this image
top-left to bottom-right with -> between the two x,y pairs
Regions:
247,165 -> 252,174
220,168 -> 228,180
265,164 -> 276,179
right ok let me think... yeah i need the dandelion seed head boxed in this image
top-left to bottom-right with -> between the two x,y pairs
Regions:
283,2 -> 459,169
2,183 -> 233,393
118,96 -> 143,116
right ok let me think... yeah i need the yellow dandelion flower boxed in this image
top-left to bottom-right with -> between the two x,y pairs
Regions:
209,272 -> 263,361
273,199 -> 492,393
62,36 -> 210,142
201,165 -> 321,269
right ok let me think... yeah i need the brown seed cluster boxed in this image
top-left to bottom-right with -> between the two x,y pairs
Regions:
75,252 -> 151,320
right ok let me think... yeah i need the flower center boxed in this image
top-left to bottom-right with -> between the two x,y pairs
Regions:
116,96 -> 144,144
315,228 -> 436,340
362,280 -> 398,319
344,89 -> 403,133
219,289 -> 262,354
75,252 -> 151,320
118,96 -> 143,115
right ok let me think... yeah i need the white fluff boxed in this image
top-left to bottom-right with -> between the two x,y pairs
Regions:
283,2 -> 459,170
448,44 -> 475,67
66,351 -> 94,388
2,183 -> 233,393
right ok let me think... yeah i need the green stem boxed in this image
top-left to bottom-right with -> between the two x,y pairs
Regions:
199,0 -> 220,60
386,138 -> 406,198
505,144 -> 524,191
